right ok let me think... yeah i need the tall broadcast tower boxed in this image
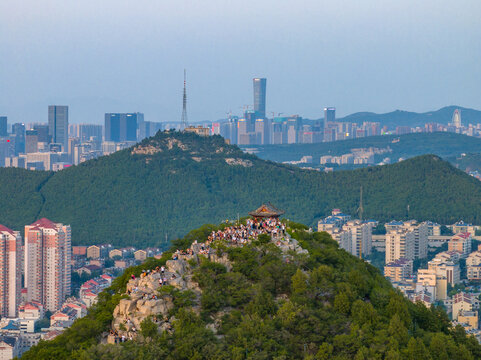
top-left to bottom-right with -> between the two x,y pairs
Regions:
181,69 -> 188,130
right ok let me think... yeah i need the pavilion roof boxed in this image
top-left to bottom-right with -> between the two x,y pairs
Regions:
248,203 -> 285,218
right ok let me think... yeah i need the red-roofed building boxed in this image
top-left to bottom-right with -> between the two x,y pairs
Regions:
0,224 -> 22,317
18,302 -> 44,320
62,299 -> 87,318
24,219 -> 71,312
100,274 -> 113,284
50,307 -> 77,327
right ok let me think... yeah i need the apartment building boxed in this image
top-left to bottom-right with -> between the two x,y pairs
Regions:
384,259 -> 413,282
0,225 -> 22,317
385,220 -> 428,259
24,218 -> 71,312
385,228 -> 415,264
428,258 -> 460,286
448,232 -> 472,258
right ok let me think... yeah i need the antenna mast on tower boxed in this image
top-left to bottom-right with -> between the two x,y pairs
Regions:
358,185 -> 364,221
181,69 -> 188,130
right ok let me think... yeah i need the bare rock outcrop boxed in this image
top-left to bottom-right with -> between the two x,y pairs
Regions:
225,158 -> 253,167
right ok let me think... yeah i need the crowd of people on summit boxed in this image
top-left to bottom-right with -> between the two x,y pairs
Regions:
208,218 -> 286,246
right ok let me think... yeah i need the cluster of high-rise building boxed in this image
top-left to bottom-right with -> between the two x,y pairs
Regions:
0,219 -> 71,317
317,209 -> 375,258
317,210 -> 481,328
0,107 -> 171,170
384,220 -> 429,263
373,218 -> 481,338
1,75 -> 480,172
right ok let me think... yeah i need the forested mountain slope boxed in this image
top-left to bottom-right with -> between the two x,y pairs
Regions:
21,222 -> 481,359
1,131 -> 481,247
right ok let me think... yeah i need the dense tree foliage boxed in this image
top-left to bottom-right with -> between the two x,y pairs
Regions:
21,223 -> 481,359
0,167 -> 52,227
2,131 -> 481,247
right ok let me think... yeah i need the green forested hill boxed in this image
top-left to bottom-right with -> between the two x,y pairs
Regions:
2,131 -> 481,247
20,223 -> 481,359
247,132 -> 481,164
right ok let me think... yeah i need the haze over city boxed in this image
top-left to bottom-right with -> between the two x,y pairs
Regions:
1,0 -> 480,123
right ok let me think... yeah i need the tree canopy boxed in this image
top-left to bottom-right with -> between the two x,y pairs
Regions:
20,222 -> 481,359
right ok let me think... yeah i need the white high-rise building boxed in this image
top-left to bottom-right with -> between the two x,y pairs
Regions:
385,228 -> 415,264
343,220 -> 372,258
385,220 -> 428,259
24,218 -> 71,312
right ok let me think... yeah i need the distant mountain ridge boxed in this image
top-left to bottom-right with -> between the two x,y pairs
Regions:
2,131 -> 481,247
336,105 -> 481,127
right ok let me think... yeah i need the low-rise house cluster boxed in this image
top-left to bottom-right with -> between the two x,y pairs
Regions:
80,274 -> 113,307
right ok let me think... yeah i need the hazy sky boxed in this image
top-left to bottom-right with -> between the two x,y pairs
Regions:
1,0 -> 480,124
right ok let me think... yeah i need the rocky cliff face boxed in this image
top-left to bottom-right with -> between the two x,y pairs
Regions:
109,233 -> 307,342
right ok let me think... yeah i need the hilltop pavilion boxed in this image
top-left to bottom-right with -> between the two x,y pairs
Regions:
248,203 -> 285,219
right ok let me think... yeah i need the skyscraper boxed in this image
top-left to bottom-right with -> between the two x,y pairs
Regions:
24,218 -> 71,312
48,105 -> 69,151
12,123 -> 25,155
105,113 -> 142,142
0,225 -> 22,318
253,78 -> 267,119
33,124 -> 50,143
25,130 -> 39,153
452,109 -> 462,128
78,124 -> 103,142
0,116 -> 7,137
323,107 -> 335,142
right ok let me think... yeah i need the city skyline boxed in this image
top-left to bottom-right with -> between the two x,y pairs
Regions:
1,0 -> 480,124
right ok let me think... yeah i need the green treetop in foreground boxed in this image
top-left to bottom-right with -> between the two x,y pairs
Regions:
21,221 -> 481,360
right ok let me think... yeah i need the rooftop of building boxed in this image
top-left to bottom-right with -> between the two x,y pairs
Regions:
453,292 -> 473,304
386,220 -> 404,226
29,217 -> 58,229
1,320 -> 19,331
0,224 -> 15,236
385,258 -> 412,267
0,335 -> 18,348
248,203 -> 285,218
452,232 -> 471,239
459,310 -> 478,317
453,220 -> 472,226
